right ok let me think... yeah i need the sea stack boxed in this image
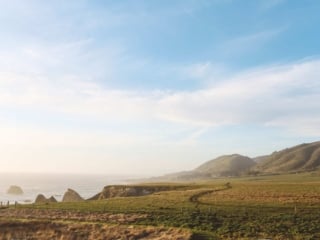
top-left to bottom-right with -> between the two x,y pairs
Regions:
7,185 -> 23,195
34,194 -> 57,204
62,188 -> 84,202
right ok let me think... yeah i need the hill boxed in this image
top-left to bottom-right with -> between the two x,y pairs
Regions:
147,141 -> 320,182
252,141 -> 320,173
151,154 -> 256,181
195,154 -> 255,177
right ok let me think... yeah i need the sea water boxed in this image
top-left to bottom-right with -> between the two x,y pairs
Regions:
0,173 -> 136,204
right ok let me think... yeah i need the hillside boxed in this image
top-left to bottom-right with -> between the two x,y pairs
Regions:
151,154 -> 256,181
148,141 -> 320,182
195,154 -> 255,177
252,141 -> 320,173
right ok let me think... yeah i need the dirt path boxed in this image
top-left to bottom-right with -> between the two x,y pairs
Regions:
189,183 -> 232,206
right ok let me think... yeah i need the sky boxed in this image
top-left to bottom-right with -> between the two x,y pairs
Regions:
1,0 -> 320,175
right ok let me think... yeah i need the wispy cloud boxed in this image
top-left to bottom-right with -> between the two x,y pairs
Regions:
1,58 -> 320,173
181,62 -> 227,85
1,59 -> 320,134
158,59 -> 320,128
219,28 -> 284,56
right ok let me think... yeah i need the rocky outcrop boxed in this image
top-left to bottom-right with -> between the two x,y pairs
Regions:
62,189 -> 84,202
89,185 -> 182,200
35,194 -> 46,203
35,194 -> 57,204
48,196 -> 58,203
6,186 -> 23,195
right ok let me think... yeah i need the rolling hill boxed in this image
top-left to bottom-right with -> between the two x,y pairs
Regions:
151,154 -> 256,181
252,141 -> 320,173
150,141 -> 320,181
195,154 -> 255,177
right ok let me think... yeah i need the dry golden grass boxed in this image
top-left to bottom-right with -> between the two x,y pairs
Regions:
0,219 -> 191,240
200,181 -> 320,205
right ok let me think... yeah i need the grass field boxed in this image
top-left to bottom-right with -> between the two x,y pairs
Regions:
12,172 -> 320,239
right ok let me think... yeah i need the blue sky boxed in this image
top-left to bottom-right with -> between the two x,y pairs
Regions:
1,0 -> 320,174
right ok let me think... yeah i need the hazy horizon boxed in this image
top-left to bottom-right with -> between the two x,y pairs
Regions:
1,1 -> 320,175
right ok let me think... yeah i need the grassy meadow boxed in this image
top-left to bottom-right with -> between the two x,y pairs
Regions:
14,172 -> 320,239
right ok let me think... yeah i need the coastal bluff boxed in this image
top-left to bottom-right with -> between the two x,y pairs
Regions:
89,185 -> 184,200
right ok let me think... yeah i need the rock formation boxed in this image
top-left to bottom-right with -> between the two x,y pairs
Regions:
35,194 -> 57,204
48,196 -> 58,203
62,189 -> 84,202
6,185 -> 23,195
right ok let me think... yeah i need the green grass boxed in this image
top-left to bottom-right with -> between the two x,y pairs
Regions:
16,172 -> 320,239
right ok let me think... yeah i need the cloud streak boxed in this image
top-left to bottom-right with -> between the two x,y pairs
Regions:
1,59 -> 320,134
219,28 -> 284,57
159,59 -> 320,130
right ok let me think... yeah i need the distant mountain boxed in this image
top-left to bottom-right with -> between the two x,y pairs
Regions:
148,141 -> 320,182
253,155 -> 269,163
252,141 -> 320,173
151,154 -> 256,181
195,154 -> 255,177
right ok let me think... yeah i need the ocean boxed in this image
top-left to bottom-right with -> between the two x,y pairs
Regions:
0,173 -> 136,204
